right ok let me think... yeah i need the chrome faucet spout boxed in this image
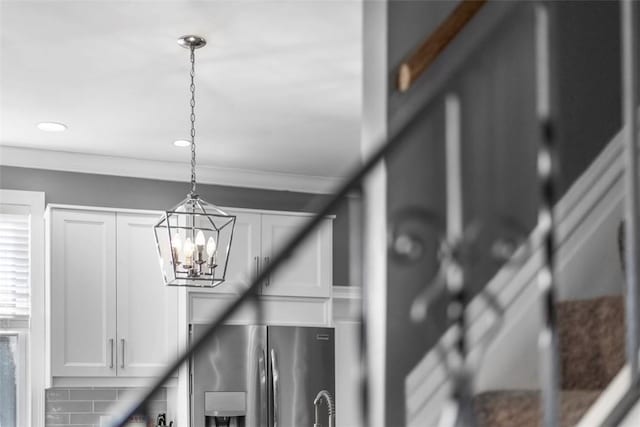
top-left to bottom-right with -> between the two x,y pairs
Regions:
313,390 -> 335,427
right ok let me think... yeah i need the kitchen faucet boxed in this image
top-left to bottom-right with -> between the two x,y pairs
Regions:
313,390 -> 335,427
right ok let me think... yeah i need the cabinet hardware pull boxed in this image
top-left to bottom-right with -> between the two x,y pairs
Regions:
264,256 -> 270,287
121,338 -> 125,369
255,256 -> 260,279
109,339 -> 114,369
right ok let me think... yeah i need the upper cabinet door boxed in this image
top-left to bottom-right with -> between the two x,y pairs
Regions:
116,213 -> 178,377
260,214 -> 332,298
50,210 -> 117,377
218,211 -> 262,294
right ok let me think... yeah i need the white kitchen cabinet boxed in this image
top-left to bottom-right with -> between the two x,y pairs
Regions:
218,211 -> 261,294
260,214 -> 332,298
47,207 -> 178,379
116,213 -> 178,377
49,209 -> 117,377
211,209 -> 333,298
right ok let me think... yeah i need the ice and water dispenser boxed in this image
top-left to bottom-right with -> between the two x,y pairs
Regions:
204,391 -> 247,427
191,324 -> 335,427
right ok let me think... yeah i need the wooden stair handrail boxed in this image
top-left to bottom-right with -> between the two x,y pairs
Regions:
397,0 -> 487,93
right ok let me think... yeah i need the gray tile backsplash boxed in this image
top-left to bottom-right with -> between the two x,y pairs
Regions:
46,389 -> 70,401
45,413 -> 70,425
45,387 -> 167,427
69,389 -> 117,401
46,400 -> 93,413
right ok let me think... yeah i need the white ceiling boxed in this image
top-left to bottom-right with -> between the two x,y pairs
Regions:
0,0 -> 362,191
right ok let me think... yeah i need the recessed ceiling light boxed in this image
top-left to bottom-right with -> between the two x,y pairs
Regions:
37,122 -> 67,132
173,139 -> 191,147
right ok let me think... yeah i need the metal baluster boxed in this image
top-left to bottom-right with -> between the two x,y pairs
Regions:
535,4 -> 560,427
621,0 -> 640,384
442,94 -> 476,427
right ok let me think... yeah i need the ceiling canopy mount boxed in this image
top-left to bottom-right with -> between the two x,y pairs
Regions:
177,35 -> 207,50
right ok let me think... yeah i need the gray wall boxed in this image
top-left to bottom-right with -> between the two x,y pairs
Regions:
0,165 -> 352,286
384,3 -> 539,425
385,2 -> 462,425
553,0 -> 622,194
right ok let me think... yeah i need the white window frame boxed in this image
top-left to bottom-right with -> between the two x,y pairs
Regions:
0,189 -> 45,427
0,330 -> 28,426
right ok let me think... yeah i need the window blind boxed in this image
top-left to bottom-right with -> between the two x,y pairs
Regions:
0,213 -> 29,319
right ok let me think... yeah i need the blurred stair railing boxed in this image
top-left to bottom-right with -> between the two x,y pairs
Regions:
534,5 -> 561,426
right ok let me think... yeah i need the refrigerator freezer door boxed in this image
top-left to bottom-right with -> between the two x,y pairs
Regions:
191,324 -> 268,427
267,326 -> 335,427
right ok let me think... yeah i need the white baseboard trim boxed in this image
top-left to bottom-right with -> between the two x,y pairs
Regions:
577,364 -> 632,427
0,145 -> 343,194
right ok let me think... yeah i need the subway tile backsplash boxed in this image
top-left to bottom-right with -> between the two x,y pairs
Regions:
45,387 -> 167,427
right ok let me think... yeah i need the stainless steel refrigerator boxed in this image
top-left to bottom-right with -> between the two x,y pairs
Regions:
190,324 -> 335,427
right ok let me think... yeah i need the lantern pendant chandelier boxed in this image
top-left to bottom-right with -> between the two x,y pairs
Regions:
154,35 -> 236,288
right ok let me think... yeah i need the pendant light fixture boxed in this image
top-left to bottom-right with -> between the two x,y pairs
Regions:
154,35 -> 236,287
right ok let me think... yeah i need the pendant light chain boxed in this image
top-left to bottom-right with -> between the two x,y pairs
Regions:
154,35 -> 236,289
189,45 -> 197,195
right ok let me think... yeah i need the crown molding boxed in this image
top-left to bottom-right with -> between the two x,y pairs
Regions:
0,146 -> 342,194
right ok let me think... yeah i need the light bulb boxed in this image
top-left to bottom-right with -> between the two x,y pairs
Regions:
206,237 -> 217,268
172,233 -> 182,248
171,233 -> 182,265
195,231 -> 205,263
184,237 -> 194,253
184,237 -> 194,266
195,230 -> 205,248
206,237 -> 217,257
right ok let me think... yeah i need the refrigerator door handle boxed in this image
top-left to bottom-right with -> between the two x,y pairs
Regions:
259,348 -> 268,426
270,348 -> 279,427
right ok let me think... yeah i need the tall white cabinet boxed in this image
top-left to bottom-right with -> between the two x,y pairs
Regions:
49,209 -> 117,377
47,207 -> 178,381
116,213 -> 178,377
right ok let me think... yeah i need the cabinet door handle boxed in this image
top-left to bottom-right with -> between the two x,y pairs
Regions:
121,338 -> 125,369
254,256 -> 260,279
109,339 -> 114,369
264,256 -> 270,287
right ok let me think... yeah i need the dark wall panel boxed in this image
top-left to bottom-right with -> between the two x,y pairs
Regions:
553,0 -> 622,194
